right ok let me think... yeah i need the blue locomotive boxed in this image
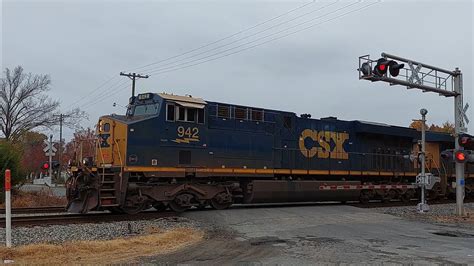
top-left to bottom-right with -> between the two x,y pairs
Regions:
66,92 -> 469,213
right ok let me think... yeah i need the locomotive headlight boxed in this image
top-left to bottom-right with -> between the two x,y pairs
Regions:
82,157 -> 93,167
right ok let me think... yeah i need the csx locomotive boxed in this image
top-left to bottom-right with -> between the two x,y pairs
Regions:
66,92 -> 471,213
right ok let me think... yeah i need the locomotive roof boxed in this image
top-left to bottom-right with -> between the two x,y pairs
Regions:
158,93 -> 206,105
151,92 -> 453,142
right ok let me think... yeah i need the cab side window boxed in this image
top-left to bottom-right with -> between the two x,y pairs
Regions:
177,106 -> 186,121
197,109 -> 204,124
168,102 -> 205,124
166,104 -> 175,121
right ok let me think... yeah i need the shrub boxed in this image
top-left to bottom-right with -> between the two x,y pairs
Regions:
0,141 -> 25,203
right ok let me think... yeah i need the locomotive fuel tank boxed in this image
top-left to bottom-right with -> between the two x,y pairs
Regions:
243,180 -> 360,203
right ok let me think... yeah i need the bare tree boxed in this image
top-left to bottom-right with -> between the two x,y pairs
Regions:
0,66 -> 86,141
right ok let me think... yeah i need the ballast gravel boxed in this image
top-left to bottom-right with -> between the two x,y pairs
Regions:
373,202 -> 474,229
0,216 -> 203,247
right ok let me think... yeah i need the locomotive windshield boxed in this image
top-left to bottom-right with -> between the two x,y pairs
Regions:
132,103 -> 159,116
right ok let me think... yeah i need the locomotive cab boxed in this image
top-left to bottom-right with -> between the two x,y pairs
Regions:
67,92 -> 208,213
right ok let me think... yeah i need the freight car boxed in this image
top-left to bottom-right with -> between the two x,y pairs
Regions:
66,92 -> 472,213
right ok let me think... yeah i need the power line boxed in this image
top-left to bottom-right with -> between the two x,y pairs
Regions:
71,75 -> 117,108
83,1 -> 379,108
74,1 -> 317,108
81,80 -> 129,109
125,0 -> 318,73
138,1 -> 338,74
145,1 -> 362,75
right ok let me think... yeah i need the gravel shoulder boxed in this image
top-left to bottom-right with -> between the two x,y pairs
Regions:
372,202 -> 474,230
0,216 -> 205,264
0,216 -> 198,246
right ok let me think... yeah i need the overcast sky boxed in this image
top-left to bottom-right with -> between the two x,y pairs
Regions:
2,0 -> 473,141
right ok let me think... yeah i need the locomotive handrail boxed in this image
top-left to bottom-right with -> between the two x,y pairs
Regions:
96,139 -> 106,183
114,138 -> 124,191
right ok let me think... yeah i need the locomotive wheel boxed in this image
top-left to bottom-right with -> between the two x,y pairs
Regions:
120,195 -> 146,215
428,183 -> 442,200
210,192 -> 233,210
401,189 -> 415,203
359,190 -> 370,204
169,193 -> 195,212
400,193 -> 411,203
121,202 -> 146,215
387,189 -> 398,201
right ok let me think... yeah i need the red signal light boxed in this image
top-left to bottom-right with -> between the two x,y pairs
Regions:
374,58 -> 389,76
454,151 -> 467,163
42,163 -> 50,169
456,152 -> 465,162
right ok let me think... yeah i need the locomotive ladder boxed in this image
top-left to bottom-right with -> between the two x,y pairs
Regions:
99,170 -> 120,207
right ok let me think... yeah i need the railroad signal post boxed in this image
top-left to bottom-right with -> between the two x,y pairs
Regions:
5,169 -> 12,248
358,52 -> 468,216
416,108 -> 429,213
43,135 -> 56,179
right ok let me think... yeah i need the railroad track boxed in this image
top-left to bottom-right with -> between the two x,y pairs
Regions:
0,211 -> 177,228
1,198 -> 470,227
0,206 -> 66,214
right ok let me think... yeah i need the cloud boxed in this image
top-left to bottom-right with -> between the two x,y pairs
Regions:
2,0 -> 472,140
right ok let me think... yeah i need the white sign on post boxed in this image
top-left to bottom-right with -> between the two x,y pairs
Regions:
43,139 -> 57,155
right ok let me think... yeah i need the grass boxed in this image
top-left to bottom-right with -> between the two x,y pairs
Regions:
0,189 -> 67,208
0,227 -> 204,264
432,207 -> 473,224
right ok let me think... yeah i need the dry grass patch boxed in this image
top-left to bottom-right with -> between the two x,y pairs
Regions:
432,209 -> 474,224
0,190 -> 66,208
0,227 -> 204,264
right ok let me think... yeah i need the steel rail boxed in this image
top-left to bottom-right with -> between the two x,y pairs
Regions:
0,211 -> 177,228
0,206 -> 66,215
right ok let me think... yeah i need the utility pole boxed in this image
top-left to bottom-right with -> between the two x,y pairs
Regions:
53,114 -> 66,180
119,72 -> 149,98
358,52 -> 469,216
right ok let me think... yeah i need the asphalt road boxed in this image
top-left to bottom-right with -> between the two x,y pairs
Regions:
145,204 -> 474,265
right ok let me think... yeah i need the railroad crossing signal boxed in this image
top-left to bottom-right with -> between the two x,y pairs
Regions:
43,139 -> 57,157
454,150 -> 474,164
359,52 -> 466,216
407,61 -> 423,84
360,57 -> 404,78
461,103 -> 469,125
459,133 -> 474,149
41,161 -> 59,170
455,133 -> 474,164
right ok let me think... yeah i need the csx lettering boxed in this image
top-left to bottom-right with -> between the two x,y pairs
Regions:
298,129 -> 349,159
